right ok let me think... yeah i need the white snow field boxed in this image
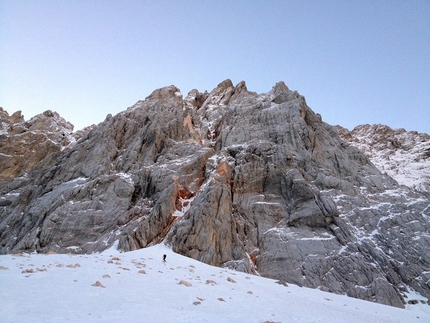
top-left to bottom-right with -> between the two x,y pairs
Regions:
1,243 -> 429,323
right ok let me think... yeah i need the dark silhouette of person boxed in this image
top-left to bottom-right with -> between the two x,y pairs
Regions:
163,254 -> 166,262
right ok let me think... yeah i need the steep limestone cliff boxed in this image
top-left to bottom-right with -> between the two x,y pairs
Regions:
337,124 -> 430,195
0,81 -> 429,308
0,108 -> 75,183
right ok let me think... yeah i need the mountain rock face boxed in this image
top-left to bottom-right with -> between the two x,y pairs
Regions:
0,108 -> 73,183
0,81 -> 429,308
337,124 -> 430,195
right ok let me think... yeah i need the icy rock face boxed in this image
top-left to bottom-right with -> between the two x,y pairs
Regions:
0,108 -> 77,183
0,82 -> 429,308
337,124 -> 430,195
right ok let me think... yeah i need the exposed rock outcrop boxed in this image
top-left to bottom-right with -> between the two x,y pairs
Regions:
0,108 -> 79,184
337,124 -> 430,195
0,81 -> 429,309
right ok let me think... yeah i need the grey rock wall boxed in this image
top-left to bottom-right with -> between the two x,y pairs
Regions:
0,81 -> 429,308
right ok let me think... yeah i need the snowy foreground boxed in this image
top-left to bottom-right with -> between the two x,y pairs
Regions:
1,244 -> 429,323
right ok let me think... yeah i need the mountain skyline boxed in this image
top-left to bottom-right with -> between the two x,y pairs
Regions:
1,80 -> 429,309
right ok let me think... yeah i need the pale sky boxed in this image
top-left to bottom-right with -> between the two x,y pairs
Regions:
1,0 -> 429,133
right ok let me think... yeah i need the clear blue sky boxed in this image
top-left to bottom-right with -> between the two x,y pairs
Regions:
1,0 -> 429,133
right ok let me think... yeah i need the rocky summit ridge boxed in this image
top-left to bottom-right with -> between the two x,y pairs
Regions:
0,80 -> 429,308
337,124 -> 430,195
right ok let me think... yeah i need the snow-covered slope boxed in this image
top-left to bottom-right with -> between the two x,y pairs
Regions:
337,124 -> 430,194
1,243 -> 428,323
